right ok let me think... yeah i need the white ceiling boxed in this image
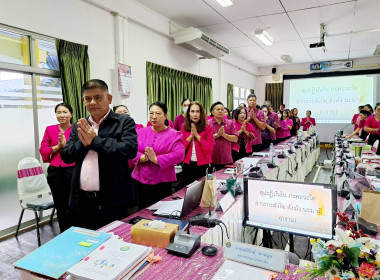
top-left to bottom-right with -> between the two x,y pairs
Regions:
135,0 -> 380,67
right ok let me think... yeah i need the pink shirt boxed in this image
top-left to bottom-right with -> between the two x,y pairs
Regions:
352,113 -> 359,130
232,121 -> 256,153
39,124 -> 75,168
277,118 -> 293,139
301,117 -> 316,130
147,119 -> 174,129
80,110 -> 110,191
181,125 -> 215,166
208,118 -> 238,164
132,127 -> 184,185
174,115 -> 186,131
365,115 -> 380,134
247,108 -> 265,145
268,111 -> 279,140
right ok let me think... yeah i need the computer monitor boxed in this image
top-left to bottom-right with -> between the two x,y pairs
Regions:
243,178 -> 337,239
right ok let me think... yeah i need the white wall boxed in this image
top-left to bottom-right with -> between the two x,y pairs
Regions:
0,0 -> 116,93
0,0 -> 258,126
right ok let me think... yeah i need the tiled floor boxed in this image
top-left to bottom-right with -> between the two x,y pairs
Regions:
0,147 -> 332,278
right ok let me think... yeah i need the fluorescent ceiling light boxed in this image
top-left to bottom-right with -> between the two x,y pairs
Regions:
280,55 -> 292,63
254,29 -> 273,46
373,45 -> 380,56
215,0 -> 233,7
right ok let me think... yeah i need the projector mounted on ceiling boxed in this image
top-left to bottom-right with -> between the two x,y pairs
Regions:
174,27 -> 229,59
309,24 -> 327,53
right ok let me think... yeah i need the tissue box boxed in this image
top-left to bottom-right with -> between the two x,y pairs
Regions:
131,219 -> 179,248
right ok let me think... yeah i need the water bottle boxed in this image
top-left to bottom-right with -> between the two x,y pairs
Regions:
348,158 -> 355,179
269,143 -> 274,162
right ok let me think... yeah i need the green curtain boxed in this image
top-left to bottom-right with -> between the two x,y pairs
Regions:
227,83 -> 234,110
265,83 -> 283,111
250,89 -> 254,94
56,39 -> 90,122
146,62 -> 213,121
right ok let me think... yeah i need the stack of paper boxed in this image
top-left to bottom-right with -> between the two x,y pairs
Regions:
67,237 -> 153,280
148,199 -> 184,217
14,227 -> 111,279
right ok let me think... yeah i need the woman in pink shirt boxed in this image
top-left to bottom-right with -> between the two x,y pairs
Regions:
132,102 -> 184,209
174,98 -> 191,131
364,104 -> 380,146
351,105 -> 364,131
181,101 -> 215,187
208,102 -> 238,170
301,110 -> 316,131
232,107 -> 256,162
39,103 -> 75,232
277,109 -> 293,142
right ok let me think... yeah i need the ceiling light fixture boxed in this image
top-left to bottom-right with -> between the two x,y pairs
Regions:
373,45 -> 380,56
254,29 -> 273,46
280,55 -> 292,63
215,0 -> 234,7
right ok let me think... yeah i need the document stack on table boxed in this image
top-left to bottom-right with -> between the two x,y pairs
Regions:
67,237 -> 153,280
14,227 -> 111,279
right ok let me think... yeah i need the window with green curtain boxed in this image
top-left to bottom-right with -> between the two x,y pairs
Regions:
227,83 -> 233,110
265,83 -> 283,111
146,62 -> 213,121
56,39 -> 90,122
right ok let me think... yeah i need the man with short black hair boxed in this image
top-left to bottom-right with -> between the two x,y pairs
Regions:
280,104 -> 285,111
62,79 -> 137,230
246,94 -> 266,152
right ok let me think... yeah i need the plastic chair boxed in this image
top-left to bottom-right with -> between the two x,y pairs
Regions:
372,140 -> 379,153
15,157 -> 55,246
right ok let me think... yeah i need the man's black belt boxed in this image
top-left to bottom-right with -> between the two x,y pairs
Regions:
80,190 -> 100,198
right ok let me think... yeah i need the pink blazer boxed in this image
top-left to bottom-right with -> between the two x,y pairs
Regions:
301,117 -> 316,130
39,124 -> 75,167
181,125 -> 215,166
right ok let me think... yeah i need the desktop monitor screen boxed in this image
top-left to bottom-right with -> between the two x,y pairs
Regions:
244,178 -> 337,239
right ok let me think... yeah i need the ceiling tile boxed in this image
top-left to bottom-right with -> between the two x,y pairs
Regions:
354,0 -> 380,31
265,40 -> 311,58
199,23 -> 254,48
203,0 -> 285,22
348,50 -> 374,59
350,32 -> 380,51
231,45 -> 271,60
136,0 -> 226,27
311,51 -> 349,62
256,13 -> 301,43
248,56 -> 281,67
281,0 -> 353,12
288,2 -> 356,39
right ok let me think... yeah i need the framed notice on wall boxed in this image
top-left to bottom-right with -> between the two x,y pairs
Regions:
118,63 -> 132,96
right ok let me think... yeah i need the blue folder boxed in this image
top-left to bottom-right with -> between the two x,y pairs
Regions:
14,227 -> 110,279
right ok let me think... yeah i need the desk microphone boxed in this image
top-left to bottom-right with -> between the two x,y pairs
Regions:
248,159 -> 263,178
221,164 -> 252,195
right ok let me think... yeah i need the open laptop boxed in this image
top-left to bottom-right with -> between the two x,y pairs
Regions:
153,179 -> 205,219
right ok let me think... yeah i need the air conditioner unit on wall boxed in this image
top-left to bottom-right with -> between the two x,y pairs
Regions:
174,27 -> 229,59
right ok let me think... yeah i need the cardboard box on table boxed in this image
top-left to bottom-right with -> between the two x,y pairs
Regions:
131,219 -> 179,248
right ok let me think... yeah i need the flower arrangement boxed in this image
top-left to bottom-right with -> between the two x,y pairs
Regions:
299,212 -> 380,280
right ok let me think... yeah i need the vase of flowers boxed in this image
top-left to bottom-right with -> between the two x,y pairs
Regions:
299,212 -> 380,280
